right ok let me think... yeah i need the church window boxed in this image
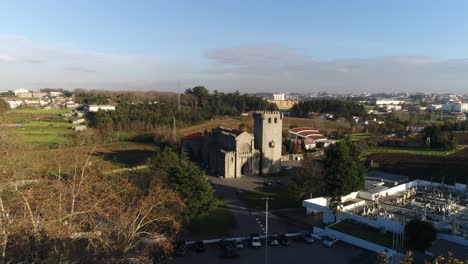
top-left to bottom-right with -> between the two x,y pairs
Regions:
268,118 -> 271,123
274,117 -> 277,123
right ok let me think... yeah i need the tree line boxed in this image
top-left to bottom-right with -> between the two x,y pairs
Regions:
439,120 -> 468,131
86,87 -> 277,132
290,99 -> 366,119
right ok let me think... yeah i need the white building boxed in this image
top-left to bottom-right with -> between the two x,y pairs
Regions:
382,105 -> 402,112
73,125 -> 87,131
303,172 -> 468,243
65,102 -> 80,109
273,93 -> 285,101
375,100 -> 405,105
452,102 -> 468,113
85,105 -> 115,112
441,102 -> 468,113
13,88 -> 29,96
49,91 -> 62,97
429,104 -> 443,111
5,100 -> 22,109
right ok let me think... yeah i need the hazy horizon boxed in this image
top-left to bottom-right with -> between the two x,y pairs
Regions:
2,1 -> 468,93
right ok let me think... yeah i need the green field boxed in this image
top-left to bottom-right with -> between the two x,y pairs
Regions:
237,186 -> 301,211
329,220 -> 393,248
12,109 -> 70,114
3,108 -> 75,147
362,147 -> 462,157
348,133 -> 372,141
188,199 -> 238,237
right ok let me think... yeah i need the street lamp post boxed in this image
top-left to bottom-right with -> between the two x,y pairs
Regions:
262,197 -> 273,264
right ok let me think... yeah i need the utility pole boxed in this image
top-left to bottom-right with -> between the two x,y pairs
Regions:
261,197 -> 273,264
172,117 -> 177,145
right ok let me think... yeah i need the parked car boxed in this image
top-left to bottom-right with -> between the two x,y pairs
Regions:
235,239 -> 244,249
268,235 -> 279,246
218,239 -> 233,250
263,181 -> 272,186
250,234 -> 262,248
322,237 -> 339,248
175,241 -> 190,257
221,247 -> 240,258
278,234 -> 290,246
311,234 -> 323,241
301,233 -> 315,244
194,240 -> 205,252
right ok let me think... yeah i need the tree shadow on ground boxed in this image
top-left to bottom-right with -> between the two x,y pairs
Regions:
95,149 -> 155,167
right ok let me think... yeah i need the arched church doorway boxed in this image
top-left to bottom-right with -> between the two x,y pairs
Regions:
241,161 -> 250,176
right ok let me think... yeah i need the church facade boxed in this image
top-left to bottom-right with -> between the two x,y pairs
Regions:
182,111 -> 283,178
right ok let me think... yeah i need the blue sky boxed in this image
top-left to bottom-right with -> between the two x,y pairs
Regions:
1,0 -> 468,93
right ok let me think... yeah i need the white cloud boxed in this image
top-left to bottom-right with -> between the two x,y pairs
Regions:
203,45 -> 468,93
0,54 -> 16,63
0,35 -> 197,90
1,36 -> 468,93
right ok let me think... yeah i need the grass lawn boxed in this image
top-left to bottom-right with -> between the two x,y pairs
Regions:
23,121 -> 74,128
12,109 -> 70,114
188,199 -> 238,237
329,220 -> 393,248
362,147 -> 462,157
95,141 -> 158,167
237,185 -> 301,211
3,109 -> 75,147
348,133 -> 371,141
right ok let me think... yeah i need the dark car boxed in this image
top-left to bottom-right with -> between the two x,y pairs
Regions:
218,239 -> 232,250
221,248 -> 240,258
175,241 -> 190,257
278,234 -> 290,246
268,235 -> 279,246
301,233 -> 315,244
194,240 -> 205,252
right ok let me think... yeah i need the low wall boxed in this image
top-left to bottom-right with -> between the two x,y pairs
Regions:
376,217 -> 404,233
336,213 -> 382,229
342,200 -> 366,211
326,227 -> 397,257
281,154 -> 303,161
437,233 -> 468,246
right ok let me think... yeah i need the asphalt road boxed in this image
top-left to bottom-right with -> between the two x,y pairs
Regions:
208,173 -> 305,237
171,239 -> 374,264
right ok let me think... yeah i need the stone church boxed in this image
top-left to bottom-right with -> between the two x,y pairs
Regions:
182,111 -> 283,178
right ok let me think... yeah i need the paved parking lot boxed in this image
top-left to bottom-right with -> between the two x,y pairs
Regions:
171,239 -> 374,264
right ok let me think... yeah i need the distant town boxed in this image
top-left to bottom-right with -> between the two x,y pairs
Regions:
0,87 -> 467,263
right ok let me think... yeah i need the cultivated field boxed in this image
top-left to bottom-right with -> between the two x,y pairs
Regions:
367,148 -> 468,184
2,108 -> 74,147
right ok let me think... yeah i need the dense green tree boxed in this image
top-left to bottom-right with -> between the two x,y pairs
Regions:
0,91 -> 14,97
424,126 -> 457,150
75,92 -> 109,104
323,140 -> 365,217
152,148 -> 216,221
404,219 -> 437,251
185,86 -> 209,107
292,157 -> 325,199
62,90 -> 73,97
